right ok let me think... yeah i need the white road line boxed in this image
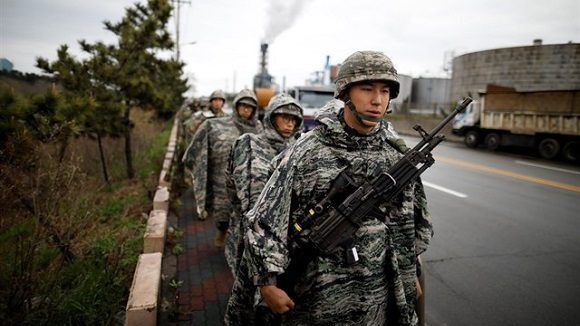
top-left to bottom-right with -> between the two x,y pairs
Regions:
423,181 -> 468,198
514,160 -> 580,175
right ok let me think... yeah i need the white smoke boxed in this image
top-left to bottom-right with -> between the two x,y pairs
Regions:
263,0 -> 309,44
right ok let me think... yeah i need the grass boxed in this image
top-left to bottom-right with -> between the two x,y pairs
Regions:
0,111 -> 175,325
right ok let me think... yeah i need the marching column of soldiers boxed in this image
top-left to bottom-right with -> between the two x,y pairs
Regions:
181,50 -> 432,326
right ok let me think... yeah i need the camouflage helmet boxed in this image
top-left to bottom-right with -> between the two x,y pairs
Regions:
233,88 -> 258,108
334,51 -> 400,99
267,93 -> 303,119
209,89 -> 226,102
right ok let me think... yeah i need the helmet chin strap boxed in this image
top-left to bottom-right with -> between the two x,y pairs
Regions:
344,99 -> 385,124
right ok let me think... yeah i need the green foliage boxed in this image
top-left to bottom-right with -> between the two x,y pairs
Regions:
97,196 -> 131,222
169,278 -> 184,289
0,1 -> 185,324
138,121 -> 172,180
171,227 -> 184,240
171,243 -> 184,256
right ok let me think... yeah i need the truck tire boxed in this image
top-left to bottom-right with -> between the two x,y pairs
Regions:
484,133 -> 500,151
562,141 -> 579,162
538,138 -> 560,160
464,130 -> 480,148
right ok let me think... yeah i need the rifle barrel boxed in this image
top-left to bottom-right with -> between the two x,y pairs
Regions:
427,98 -> 472,138
412,97 -> 473,150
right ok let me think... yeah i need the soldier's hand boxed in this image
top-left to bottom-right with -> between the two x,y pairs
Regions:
196,207 -> 208,220
416,277 -> 423,299
260,285 -> 295,314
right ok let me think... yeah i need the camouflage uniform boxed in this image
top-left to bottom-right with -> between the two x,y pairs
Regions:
183,89 -> 262,224
240,51 -> 432,326
182,90 -> 227,146
224,94 -> 304,273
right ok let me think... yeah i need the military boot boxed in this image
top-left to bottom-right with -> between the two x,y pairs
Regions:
214,229 -> 227,248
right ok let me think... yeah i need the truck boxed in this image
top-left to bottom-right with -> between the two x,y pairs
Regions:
452,85 -> 580,161
287,85 -> 335,131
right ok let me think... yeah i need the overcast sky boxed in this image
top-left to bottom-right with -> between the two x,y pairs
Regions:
2,0 -> 579,96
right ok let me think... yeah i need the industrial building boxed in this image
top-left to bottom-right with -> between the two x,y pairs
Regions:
451,41 -> 580,101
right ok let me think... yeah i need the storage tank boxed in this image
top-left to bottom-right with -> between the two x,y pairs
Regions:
410,77 -> 451,113
451,42 -> 580,101
390,73 -> 412,113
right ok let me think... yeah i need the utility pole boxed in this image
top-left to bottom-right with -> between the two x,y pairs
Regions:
173,0 -> 191,61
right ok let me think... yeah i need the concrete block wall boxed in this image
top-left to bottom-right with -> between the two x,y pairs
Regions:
125,113 -> 180,325
125,253 -> 163,326
451,43 -> 580,101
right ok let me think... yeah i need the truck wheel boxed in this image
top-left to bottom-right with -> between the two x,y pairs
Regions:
562,141 -> 579,162
464,130 -> 480,148
538,138 -> 560,160
484,133 -> 500,151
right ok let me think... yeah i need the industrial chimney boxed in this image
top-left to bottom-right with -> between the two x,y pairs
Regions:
253,43 -> 276,111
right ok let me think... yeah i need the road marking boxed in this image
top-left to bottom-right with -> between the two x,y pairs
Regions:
514,160 -> 580,175
436,156 -> 580,193
423,181 -> 468,198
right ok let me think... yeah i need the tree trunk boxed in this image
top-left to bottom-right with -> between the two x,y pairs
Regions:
123,108 -> 135,179
58,136 -> 69,163
97,133 -> 110,184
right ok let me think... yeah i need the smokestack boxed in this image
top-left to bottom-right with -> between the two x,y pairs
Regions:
254,43 -> 273,89
260,43 -> 269,74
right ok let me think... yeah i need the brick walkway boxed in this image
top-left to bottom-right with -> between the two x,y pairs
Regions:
172,188 -> 234,325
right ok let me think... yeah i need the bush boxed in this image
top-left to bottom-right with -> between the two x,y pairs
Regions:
0,110 -> 171,325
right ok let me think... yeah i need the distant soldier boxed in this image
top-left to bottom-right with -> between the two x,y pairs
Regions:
240,51 -> 432,325
183,88 -> 262,248
178,99 -> 193,148
188,97 -> 203,113
182,89 -> 227,145
224,93 -> 304,273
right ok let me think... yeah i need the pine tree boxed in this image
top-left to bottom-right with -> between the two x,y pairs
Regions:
82,0 -> 187,178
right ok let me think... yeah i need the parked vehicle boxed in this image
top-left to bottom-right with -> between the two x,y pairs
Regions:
453,85 -> 580,161
287,85 -> 335,131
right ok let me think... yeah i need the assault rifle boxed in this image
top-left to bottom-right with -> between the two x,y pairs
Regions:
277,98 -> 473,294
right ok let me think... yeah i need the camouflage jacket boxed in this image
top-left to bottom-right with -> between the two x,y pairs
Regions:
243,101 -> 432,326
224,101 -> 303,273
183,108 -> 262,222
182,107 -> 226,146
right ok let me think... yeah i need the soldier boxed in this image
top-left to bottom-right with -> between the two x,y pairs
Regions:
182,89 -> 227,145
183,88 -> 262,247
223,94 -> 304,326
242,51 -> 432,325
224,93 -> 304,274
188,97 -> 203,113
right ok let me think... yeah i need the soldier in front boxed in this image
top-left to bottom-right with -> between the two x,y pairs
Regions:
243,51 -> 432,325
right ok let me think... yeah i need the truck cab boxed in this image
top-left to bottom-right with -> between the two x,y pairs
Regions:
287,85 -> 335,131
452,101 -> 482,148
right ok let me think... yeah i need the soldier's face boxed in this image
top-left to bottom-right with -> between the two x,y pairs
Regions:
272,114 -> 297,138
345,81 -> 391,131
211,98 -> 224,110
237,104 -> 255,120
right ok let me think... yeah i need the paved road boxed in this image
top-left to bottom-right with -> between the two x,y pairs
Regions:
402,136 -> 580,326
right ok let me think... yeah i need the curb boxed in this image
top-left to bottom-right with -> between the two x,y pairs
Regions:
125,114 -> 180,326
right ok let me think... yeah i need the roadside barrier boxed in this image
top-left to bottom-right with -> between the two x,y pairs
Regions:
125,114 -> 180,325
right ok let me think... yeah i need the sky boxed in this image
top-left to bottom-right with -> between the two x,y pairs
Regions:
1,0 -> 579,96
